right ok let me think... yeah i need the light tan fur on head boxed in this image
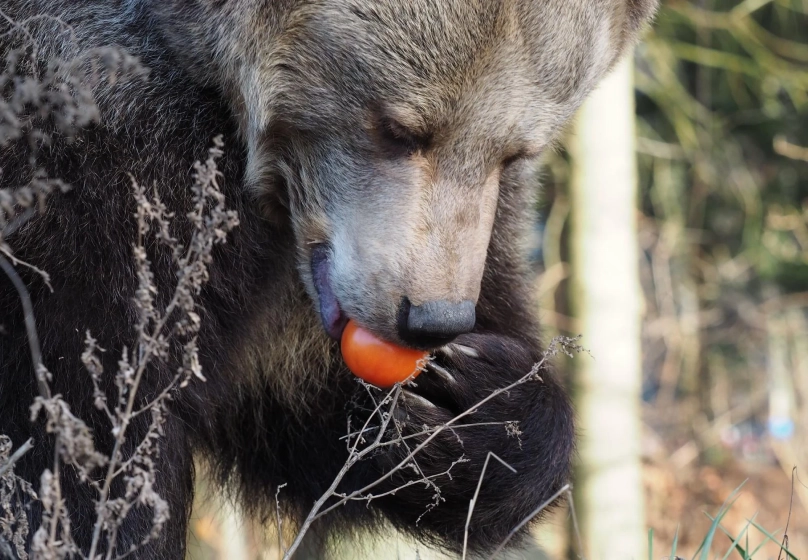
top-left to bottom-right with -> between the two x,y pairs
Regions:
149,0 -> 657,385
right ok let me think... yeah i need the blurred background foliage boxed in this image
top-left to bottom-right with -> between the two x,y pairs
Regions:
534,0 -> 808,556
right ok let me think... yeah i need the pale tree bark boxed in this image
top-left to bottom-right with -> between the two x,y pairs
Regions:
569,54 -> 646,559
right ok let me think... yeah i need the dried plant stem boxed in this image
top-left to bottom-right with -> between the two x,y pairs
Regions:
2,208 -> 37,239
282,387 -> 403,558
48,448 -> 59,547
87,397 -> 137,559
282,345 -> 562,560
0,439 -> 34,479
486,483 -> 570,559
275,483 -> 287,555
88,343 -> 170,556
0,13 -> 229,558
462,452 -> 516,560
316,355 -> 549,519
88,287 -> 190,557
0,247 -> 52,290
0,255 -> 50,399
339,421 -> 509,447
567,487 -> 585,560
89,150 -> 237,559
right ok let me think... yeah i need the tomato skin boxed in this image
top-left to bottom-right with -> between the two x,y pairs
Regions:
340,320 -> 428,388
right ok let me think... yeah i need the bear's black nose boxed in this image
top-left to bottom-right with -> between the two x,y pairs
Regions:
397,298 -> 476,348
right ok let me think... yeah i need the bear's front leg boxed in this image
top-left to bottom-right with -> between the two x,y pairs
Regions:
362,331 -> 574,554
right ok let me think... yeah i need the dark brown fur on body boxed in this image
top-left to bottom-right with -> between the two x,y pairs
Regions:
0,1 -> 656,558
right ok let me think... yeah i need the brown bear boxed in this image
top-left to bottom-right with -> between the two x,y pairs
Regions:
0,0 -> 657,558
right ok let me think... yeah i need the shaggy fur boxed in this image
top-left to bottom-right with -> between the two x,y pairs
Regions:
0,0 -> 657,557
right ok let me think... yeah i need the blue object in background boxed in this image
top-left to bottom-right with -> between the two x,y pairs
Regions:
768,416 -> 795,440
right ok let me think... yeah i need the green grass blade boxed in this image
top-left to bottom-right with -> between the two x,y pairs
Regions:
703,511 -> 755,560
702,513 -> 742,559
671,525 -> 680,560
747,535 -> 770,558
649,528 -> 654,560
694,480 -> 747,560
694,498 -> 739,560
748,519 -> 800,559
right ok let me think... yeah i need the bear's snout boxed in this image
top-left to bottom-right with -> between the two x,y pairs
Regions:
309,239 -> 480,348
396,297 -> 476,348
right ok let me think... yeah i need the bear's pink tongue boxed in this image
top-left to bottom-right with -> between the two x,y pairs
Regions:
311,245 -> 348,340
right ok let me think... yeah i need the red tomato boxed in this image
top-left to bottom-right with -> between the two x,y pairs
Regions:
340,320 -> 428,388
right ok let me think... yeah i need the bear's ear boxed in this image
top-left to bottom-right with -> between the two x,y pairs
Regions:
626,0 -> 660,33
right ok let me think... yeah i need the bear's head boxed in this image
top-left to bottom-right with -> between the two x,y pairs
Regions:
146,0 -> 657,348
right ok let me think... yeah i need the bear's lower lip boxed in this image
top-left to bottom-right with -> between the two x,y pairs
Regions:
310,244 -> 348,341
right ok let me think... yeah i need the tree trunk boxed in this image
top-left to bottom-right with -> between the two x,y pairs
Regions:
569,54 -> 646,559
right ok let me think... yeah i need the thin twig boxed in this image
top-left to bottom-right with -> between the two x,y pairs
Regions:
463,453 -> 516,560
276,482 -> 287,556
0,255 -> 50,399
1,208 -> 36,239
283,387 -> 403,558
282,343 -> 574,559
0,438 -> 34,479
567,487 -> 586,560
0,246 -> 52,291
315,354 -> 550,521
777,466 -> 796,560
340,421 -> 509,444
487,483 -> 570,560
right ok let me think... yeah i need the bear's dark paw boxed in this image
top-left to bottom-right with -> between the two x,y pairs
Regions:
366,333 -> 575,553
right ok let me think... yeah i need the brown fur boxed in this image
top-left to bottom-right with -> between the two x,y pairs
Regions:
0,1 -> 657,557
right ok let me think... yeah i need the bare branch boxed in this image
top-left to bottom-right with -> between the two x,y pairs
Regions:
0,255 -> 50,399
486,483 -> 570,560
0,439 -> 34,479
462,452 -> 516,560
281,337 -> 582,559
